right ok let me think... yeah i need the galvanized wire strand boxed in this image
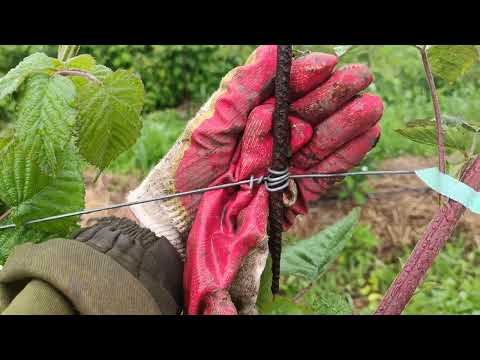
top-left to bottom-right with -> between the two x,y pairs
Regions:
311,187 -> 431,204
290,170 -> 416,179
0,169 -> 420,230
0,178 -> 255,230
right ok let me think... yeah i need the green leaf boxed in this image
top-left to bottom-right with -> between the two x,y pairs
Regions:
69,64 -> 113,88
259,296 -> 314,315
0,220 -> 52,265
311,292 -> 353,315
443,115 -> 480,134
0,126 -> 14,155
256,258 -> 315,314
427,45 -> 479,83
76,69 -> 144,171
0,53 -> 54,101
91,65 -> 113,81
62,55 -> 99,88
0,141 -> 85,235
0,141 -> 48,207
256,256 -> 273,311
333,45 -> 354,57
280,208 -> 360,281
395,119 -> 472,154
66,54 -> 96,71
445,159 -> 470,179
15,74 -> 77,174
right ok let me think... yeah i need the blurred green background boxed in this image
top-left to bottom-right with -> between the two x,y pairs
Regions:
1,45 -> 480,314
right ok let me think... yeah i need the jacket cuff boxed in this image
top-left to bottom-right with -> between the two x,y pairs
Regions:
1,279 -> 75,315
0,239 -> 161,315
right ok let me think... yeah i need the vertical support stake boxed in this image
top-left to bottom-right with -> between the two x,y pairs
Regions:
268,45 -> 293,295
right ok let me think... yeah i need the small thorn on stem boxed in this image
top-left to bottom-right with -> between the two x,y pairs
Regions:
0,209 -> 12,223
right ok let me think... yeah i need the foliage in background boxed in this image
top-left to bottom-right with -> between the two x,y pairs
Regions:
282,221 -> 480,315
109,109 -> 189,175
427,45 -> 479,83
303,45 -> 480,161
0,45 -> 255,115
81,45 -> 257,112
391,46 -> 480,180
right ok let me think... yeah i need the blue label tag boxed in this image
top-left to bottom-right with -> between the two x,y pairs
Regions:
415,167 -> 480,214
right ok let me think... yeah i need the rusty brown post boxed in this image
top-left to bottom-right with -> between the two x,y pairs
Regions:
268,45 -> 293,294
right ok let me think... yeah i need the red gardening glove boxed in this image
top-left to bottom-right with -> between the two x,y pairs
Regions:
128,46 -> 383,315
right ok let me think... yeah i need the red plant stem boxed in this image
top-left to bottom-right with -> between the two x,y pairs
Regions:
375,156 -> 480,315
55,70 -> 100,84
420,46 -> 446,204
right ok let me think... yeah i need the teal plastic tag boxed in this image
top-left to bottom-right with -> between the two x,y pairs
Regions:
415,167 -> 480,214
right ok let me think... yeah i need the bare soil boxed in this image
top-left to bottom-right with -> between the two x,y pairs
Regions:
81,170 -> 140,228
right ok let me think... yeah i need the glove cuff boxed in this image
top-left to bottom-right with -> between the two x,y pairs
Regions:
126,91 -> 224,260
128,183 -> 186,259
0,239 -> 162,314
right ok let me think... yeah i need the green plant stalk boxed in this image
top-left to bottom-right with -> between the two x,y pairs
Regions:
58,45 -> 80,62
293,280 -> 315,304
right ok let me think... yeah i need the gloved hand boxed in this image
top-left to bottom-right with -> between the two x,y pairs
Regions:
128,45 -> 383,315
72,217 -> 184,314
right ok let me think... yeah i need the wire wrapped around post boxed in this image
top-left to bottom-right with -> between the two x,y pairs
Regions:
268,45 -> 293,295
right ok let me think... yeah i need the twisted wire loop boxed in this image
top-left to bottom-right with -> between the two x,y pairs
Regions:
248,167 -> 291,193
249,175 -> 265,191
265,168 -> 290,192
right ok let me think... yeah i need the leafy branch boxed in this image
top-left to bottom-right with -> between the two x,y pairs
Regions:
257,208 -> 360,314
0,45 -> 145,263
376,45 -> 480,315
375,155 -> 480,314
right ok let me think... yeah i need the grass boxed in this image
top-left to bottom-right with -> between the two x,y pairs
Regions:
281,224 -> 480,315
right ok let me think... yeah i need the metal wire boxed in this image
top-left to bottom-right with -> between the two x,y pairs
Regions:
0,169 -> 420,231
290,170 -> 416,179
311,187 -> 431,204
265,168 -> 290,192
